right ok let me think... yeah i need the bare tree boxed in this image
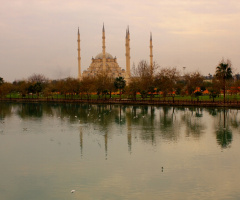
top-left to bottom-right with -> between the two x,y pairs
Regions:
127,77 -> 140,100
13,80 -> 31,98
184,71 -> 204,100
155,67 -> 180,102
131,60 -> 158,100
0,82 -> 13,98
81,76 -> 96,100
28,73 -> 48,83
95,72 -> 114,99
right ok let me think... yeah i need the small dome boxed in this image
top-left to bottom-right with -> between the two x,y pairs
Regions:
95,52 -> 114,59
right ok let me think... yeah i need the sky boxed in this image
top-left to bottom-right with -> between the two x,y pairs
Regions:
0,0 -> 240,82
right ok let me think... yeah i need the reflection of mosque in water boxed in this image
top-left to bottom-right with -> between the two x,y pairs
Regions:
1,103 -> 239,157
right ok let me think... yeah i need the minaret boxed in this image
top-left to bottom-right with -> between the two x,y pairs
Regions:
102,24 -> 106,72
150,32 -> 153,76
125,27 -> 130,83
77,28 -> 81,80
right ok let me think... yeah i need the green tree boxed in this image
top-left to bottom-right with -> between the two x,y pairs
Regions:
215,59 -> 233,103
114,77 -> 126,100
194,91 -> 202,101
34,82 -> 43,97
28,84 -> 35,98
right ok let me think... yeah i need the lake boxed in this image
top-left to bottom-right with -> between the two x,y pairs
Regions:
0,103 -> 240,200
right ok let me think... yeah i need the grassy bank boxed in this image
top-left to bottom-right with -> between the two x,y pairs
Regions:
5,93 -> 240,102
2,95 -> 240,108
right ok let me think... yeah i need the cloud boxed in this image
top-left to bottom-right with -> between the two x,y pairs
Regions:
1,0 -> 240,81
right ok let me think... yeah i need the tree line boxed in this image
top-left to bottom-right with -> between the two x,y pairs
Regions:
0,59 -> 240,102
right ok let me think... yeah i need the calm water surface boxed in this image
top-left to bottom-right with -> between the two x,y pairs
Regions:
0,103 -> 240,200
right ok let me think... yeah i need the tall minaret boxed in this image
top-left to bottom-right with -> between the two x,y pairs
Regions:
102,24 -> 106,72
150,32 -> 153,75
77,28 -> 81,80
125,27 -> 130,83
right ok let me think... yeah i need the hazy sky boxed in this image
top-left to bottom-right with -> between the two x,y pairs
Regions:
1,0 -> 240,81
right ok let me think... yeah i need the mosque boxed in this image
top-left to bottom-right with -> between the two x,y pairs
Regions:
77,25 -> 153,83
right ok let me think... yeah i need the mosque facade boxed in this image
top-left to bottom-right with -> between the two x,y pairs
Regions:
77,25 -> 152,83
82,52 -> 126,78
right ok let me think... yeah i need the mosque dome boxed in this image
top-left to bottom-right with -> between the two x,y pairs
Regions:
95,52 -> 114,59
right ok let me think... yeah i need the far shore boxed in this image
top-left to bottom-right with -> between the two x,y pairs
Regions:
1,98 -> 240,108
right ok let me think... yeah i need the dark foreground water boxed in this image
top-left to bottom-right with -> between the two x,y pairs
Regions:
0,103 -> 240,200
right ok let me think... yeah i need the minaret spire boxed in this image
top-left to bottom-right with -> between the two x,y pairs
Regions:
77,27 -> 81,80
102,23 -> 106,72
150,32 -> 153,76
125,26 -> 130,84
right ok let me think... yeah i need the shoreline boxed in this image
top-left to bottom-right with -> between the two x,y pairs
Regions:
1,98 -> 240,108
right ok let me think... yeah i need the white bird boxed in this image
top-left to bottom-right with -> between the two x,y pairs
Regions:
71,190 -> 75,193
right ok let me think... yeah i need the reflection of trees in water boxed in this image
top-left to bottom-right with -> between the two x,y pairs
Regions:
128,106 -> 157,144
115,105 -> 126,125
216,128 -> 232,149
6,103 -> 240,151
207,108 -> 220,117
181,107 -> 205,138
215,109 -> 233,149
157,106 -> 181,141
54,103 -> 86,122
49,104 -> 120,132
228,109 -> 240,130
206,107 -> 234,149
11,103 -> 182,144
160,106 -> 172,129
91,104 -> 122,131
0,103 -> 13,120
17,103 -> 43,118
195,107 -> 203,117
